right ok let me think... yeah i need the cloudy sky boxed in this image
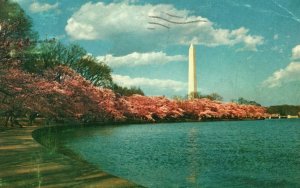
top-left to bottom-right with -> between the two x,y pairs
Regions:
15,0 -> 300,105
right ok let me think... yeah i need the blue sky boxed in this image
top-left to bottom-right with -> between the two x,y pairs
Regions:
15,0 -> 300,106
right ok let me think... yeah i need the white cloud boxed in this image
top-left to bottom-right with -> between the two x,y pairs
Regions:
54,34 -> 66,40
244,4 -> 252,8
273,34 -> 279,40
65,2 -> 263,52
112,74 -> 187,92
29,2 -> 59,13
271,46 -> 283,53
292,45 -> 300,60
262,62 -> 300,88
97,52 -> 186,67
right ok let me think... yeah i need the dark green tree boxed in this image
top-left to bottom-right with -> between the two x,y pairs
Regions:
0,0 -> 37,62
23,40 -> 86,71
187,92 -> 223,101
206,93 -> 223,101
111,83 -> 144,96
267,105 -> 300,116
23,40 -> 113,87
74,55 -> 112,87
235,97 -> 261,106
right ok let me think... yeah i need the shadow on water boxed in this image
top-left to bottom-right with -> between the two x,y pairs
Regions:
0,125 -> 142,187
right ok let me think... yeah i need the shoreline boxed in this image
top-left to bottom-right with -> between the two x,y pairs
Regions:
0,118 -> 283,187
0,125 -> 142,187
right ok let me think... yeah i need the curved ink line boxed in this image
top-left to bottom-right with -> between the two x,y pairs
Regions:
148,22 -> 170,29
164,12 -> 184,19
149,15 -> 206,24
147,27 -> 156,30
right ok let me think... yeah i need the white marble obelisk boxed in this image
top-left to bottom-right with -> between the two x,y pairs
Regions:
188,44 -> 197,99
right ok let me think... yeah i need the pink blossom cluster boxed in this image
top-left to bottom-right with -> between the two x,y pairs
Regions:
0,65 -> 268,124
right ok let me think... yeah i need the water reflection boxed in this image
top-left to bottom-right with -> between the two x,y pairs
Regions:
59,120 -> 300,187
186,127 -> 199,185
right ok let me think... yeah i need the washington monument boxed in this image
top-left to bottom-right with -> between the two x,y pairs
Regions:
188,44 -> 197,99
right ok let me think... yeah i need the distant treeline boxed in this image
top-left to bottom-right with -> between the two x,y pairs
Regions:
267,105 -> 300,116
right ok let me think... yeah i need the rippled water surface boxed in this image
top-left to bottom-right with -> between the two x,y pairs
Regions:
59,119 -> 300,187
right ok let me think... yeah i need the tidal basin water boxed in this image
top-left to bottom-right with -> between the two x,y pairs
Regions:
59,119 -> 300,187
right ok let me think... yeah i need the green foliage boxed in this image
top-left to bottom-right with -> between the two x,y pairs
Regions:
0,0 -> 35,38
73,55 -> 112,87
188,92 -> 200,99
203,93 -> 223,101
23,40 -> 85,70
233,97 -> 261,106
172,95 -> 185,101
0,0 -> 140,94
111,83 -> 144,96
23,40 -> 113,87
187,92 -> 223,101
0,0 -> 37,61
267,105 -> 300,116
